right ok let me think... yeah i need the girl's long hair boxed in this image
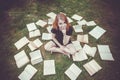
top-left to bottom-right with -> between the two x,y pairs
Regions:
53,13 -> 71,31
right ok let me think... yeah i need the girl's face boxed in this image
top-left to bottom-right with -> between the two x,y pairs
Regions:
58,19 -> 67,30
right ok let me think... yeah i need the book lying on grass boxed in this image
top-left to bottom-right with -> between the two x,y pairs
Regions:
71,14 -> 83,20
97,45 -> 114,61
47,26 -> 52,33
83,59 -> 102,76
73,25 -> 83,33
14,36 -> 29,50
72,41 -> 82,51
72,49 -> 88,61
46,12 -> 56,19
48,18 -> 54,25
14,50 -> 29,68
86,21 -> 96,26
77,34 -> 89,43
36,20 -> 47,27
29,29 -> 41,38
89,26 -> 106,39
18,64 -> 37,80
29,50 -> 43,65
43,60 -> 56,75
77,19 -> 87,26
65,63 -> 82,80
28,39 -> 43,51
83,44 -> 97,57
26,23 -> 37,32
42,33 -> 52,40
67,17 -> 73,23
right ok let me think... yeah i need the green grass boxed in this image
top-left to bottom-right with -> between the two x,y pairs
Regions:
2,0 -> 115,80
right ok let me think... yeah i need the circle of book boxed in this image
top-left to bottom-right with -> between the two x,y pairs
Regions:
14,12 -> 114,80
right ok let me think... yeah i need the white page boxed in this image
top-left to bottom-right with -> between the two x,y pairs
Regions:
14,50 -> 29,68
29,50 -> 43,65
29,29 -> 41,38
18,64 -> 37,80
73,25 -> 83,33
36,20 -> 47,27
83,59 -> 102,76
48,18 -> 54,25
71,14 -> 83,20
46,12 -> 56,19
89,26 -> 106,39
77,19 -> 87,26
44,60 -> 56,75
89,60 -> 102,72
77,34 -> 89,43
97,45 -> 114,61
65,63 -> 82,80
42,33 -> 52,40
14,36 -> 29,50
67,17 -> 73,23
97,45 -> 111,53
72,49 -> 88,61
86,21 -> 96,26
18,70 -> 31,80
26,23 -> 37,32
25,64 -> 37,76
72,41 -> 82,51
47,26 -> 52,33
28,39 -> 43,51
83,44 -> 96,57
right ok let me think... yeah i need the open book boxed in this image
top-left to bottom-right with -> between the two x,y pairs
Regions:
97,45 -> 114,61
29,50 -> 43,65
72,41 -> 82,51
77,34 -> 89,43
83,44 -> 97,57
28,39 -> 43,51
26,23 -> 37,32
14,50 -> 29,68
86,21 -> 96,26
89,26 -> 106,39
46,12 -> 56,19
29,29 -> 41,38
83,59 -> 102,76
14,36 -> 29,50
71,14 -> 83,20
65,63 -> 82,80
67,17 -> 73,23
42,33 -> 52,40
18,64 -> 37,80
36,20 -> 47,27
48,18 -> 54,25
72,49 -> 88,61
77,19 -> 87,26
73,25 -> 83,33
43,60 -> 56,75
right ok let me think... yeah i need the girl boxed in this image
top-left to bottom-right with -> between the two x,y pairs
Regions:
44,13 -> 76,58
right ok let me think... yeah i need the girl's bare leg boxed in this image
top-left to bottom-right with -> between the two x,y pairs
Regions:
44,41 -> 65,54
65,43 -> 77,55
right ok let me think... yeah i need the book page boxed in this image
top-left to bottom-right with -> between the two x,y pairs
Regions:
44,60 -> 56,75
26,23 -> 37,32
89,26 -> 106,39
14,36 -> 29,50
71,14 -> 83,20
36,20 -> 47,27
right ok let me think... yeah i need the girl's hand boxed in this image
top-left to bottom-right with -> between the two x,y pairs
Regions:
61,30 -> 66,34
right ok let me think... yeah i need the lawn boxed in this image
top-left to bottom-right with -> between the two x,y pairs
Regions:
0,0 -> 120,80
